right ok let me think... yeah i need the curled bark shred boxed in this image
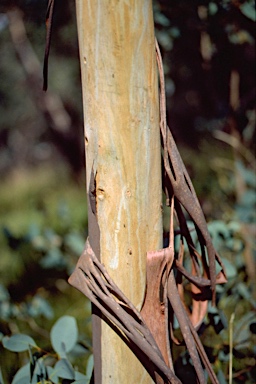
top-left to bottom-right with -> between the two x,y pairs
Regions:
68,38 -> 227,384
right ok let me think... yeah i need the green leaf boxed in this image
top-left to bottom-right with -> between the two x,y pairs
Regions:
54,358 -> 75,380
234,311 -> 256,344
240,1 -> 256,22
155,30 -> 173,51
234,325 -> 250,346
57,200 -> 70,221
28,295 -> 53,319
217,369 -> 227,384
46,366 -> 58,384
64,232 -> 85,255
32,358 -> 48,383
208,220 -> 231,250
236,161 -> 256,188
86,354 -> 94,379
69,342 -> 89,357
237,283 -> 256,306
28,346 -> 35,382
218,350 -> 230,362
73,370 -> 91,384
234,340 -> 251,350
0,285 -> 10,301
74,371 -> 88,380
26,224 -> 40,241
11,363 -> 31,384
240,190 -> 256,207
40,248 -> 66,269
221,258 -> 237,279
50,316 -> 78,357
2,334 -> 37,352
209,2 -> 218,15
62,356 -> 93,383
154,11 -> 170,27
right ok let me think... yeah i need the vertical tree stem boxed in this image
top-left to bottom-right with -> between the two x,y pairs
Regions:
75,1 -> 162,382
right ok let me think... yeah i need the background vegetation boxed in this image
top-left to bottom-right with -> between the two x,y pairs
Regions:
0,0 -> 255,383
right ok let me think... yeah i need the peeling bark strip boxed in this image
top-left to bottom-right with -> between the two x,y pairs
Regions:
43,0 -> 55,91
155,39 -> 226,307
62,1 -> 228,382
69,240 -> 180,384
69,233 -> 222,384
68,39 -> 228,383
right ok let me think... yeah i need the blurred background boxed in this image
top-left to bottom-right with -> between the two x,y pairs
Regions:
0,0 -> 255,383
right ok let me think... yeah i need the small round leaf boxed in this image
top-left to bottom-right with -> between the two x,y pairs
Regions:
74,371 -> 88,381
46,366 -> 58,384
221,258 -> 236,279
3,334 -> 37,352
86,354 -> 94,379
50,316 -> 78,357
11,363 -> 30,384
54,358 -> 75,380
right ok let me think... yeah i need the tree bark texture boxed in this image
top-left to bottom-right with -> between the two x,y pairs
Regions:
75,1 -> 162,382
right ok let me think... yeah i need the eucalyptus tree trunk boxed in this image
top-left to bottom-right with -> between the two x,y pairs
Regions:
75,1 -> 162,382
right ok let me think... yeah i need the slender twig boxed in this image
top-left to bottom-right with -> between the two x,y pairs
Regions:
229,313 -> 235,384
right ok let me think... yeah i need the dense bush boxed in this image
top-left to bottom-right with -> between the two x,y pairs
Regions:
0,169 -> 93,383
1,316 -> 93,384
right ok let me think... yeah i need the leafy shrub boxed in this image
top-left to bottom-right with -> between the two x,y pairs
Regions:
0,170 -> 91,383
1,316 -> 93,384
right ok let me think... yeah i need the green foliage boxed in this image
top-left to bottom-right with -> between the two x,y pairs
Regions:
50,316 -> 78,358
239,1 -> 256,22
0,169 -> 91,383
1,316 -> 93,384
2,334 -> 38,352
